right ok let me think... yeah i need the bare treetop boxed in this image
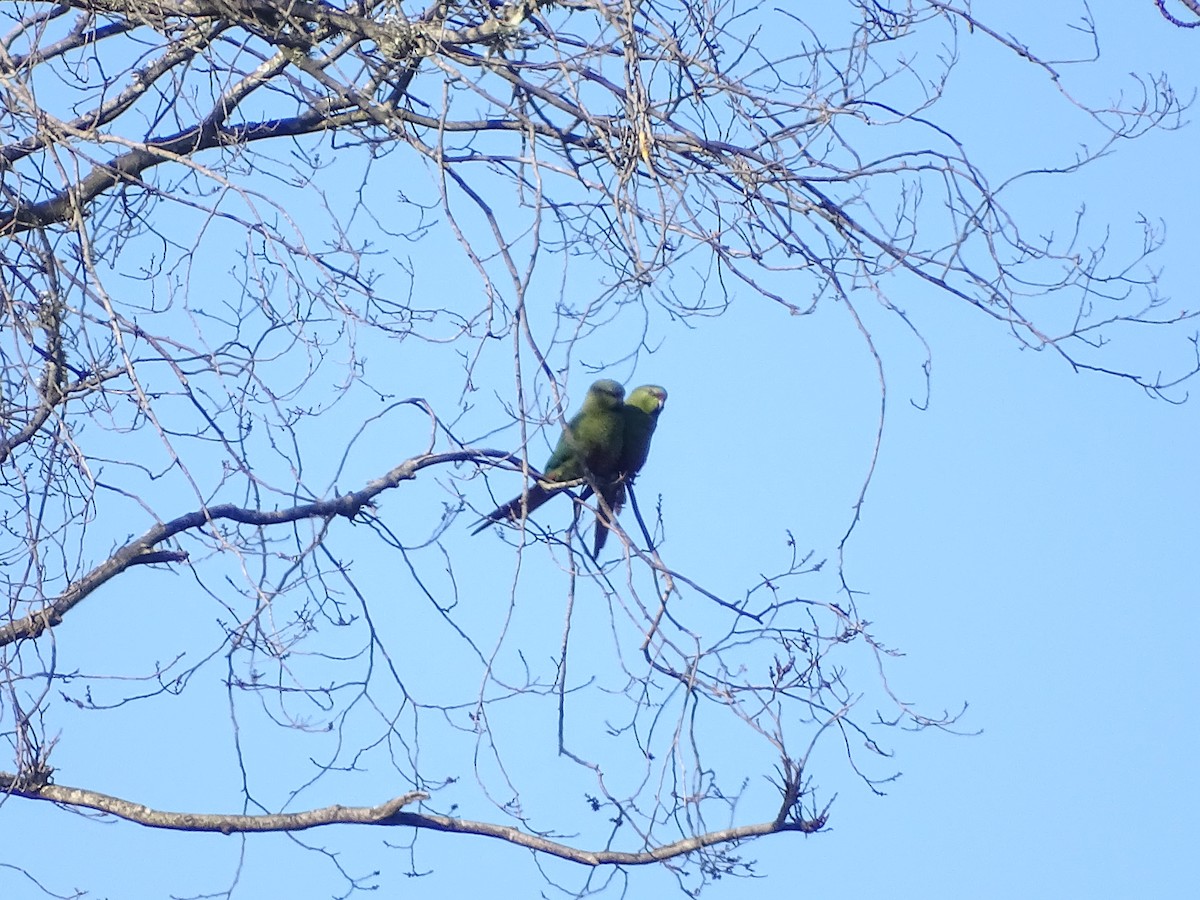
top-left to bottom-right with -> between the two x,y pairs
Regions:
0,2 -> 1194,897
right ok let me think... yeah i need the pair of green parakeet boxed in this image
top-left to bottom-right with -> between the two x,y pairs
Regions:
472,379 -> 668,555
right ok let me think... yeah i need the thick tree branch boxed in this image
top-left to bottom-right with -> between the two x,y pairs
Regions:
1156,0 -> 1200,27
0,96 -> 606,236
391,808 -> 826,866
1,770 -> 826,863
1,770 -> 429,832
0,448 -> 511,647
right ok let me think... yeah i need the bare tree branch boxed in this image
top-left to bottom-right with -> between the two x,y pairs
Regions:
1,769 -> 825,864
0,448 -> 508,646
1157,0 -> 1200,27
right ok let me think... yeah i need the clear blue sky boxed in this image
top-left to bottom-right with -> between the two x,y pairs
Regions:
2,3 -> 1196,899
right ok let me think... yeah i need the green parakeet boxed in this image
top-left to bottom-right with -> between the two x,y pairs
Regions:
472,378 -> 626,534
591,384 -> 668,555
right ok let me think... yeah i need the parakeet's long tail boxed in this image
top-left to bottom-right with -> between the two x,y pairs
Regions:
470,484 -> 559,535
590,481 -> 627,556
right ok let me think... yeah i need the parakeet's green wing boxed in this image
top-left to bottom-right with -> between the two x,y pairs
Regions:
473,379 -> 626,534
593,384 -> 667,555
543,378 -> 626,481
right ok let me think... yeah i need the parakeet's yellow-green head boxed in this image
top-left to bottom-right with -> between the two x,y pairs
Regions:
585,378 -> 626,411
626,385 -> 667,416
